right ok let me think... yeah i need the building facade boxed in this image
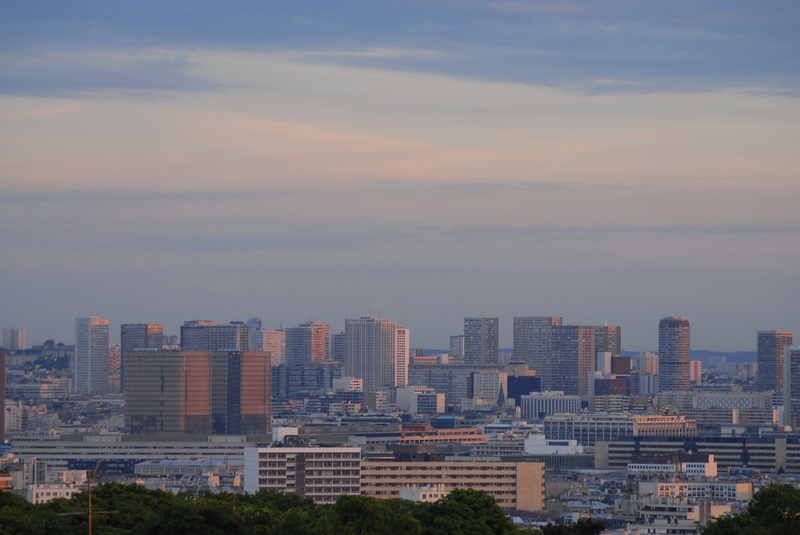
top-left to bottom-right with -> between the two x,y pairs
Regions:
125,350 -> 271,435
658,316 -> 691,392
344,317 -> 409,394
244,446 -> 362,504
74,316 -> 109,394
120,323 -> 164,393
783,346 -> 800,427
2,327 -> 26,350
464,317 -> 499,365
757,330 -> 793,391
285,322 -> 330,397
512,316 -> 562,370
362,457 -> 545,511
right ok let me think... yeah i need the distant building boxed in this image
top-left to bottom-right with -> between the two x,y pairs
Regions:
361,447 -> 545,511
464,317 -> 499,365
520,391 -> 581,419
180,321 -> 251,351
244,445 -> 361,503
544,413 -> 697,446
512,316 -> 562,370
783,346 -> 800,427
0,350 -> 4,443
449,335 -> 465,361
74,316 -> 109,394
658,317 -> 690,392
344,317 -> 409,394
125,350 -> 271,435
2,327 -> 26,350
262,329 -> 286,366
330,332 -> 345,363
506,375 -> 541,406
120,323 -> 164,393
285,322 -> 330,397
758,330 -> 793,391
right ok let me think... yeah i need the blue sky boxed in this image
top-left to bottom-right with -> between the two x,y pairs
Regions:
1,1 -> 799,350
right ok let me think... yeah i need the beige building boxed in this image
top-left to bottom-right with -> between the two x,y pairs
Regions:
361,458 -> 545,511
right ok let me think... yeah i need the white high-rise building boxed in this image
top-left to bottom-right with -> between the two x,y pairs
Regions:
3,327 -> 26,350
74,316 -> 109,394
344,317 -> 409,394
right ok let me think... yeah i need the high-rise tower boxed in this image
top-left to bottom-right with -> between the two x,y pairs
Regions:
125,350 -> 271,435
120,323 -> 164,393
783,346 -> 800,427
464,317 -> 499,365
285,322 -> 330,397
2,327 -> 26,350
757,330 -> 793,392
513,317 -> 562,376
658,316 -> 690,392
74,316 -> 110,394
344,317 -> 408,394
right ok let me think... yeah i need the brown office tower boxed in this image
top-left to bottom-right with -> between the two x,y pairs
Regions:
757,330 -> 793,391
125,350 -> 270,435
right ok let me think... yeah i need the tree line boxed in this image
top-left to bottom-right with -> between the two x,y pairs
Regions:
0,484 -> 604,535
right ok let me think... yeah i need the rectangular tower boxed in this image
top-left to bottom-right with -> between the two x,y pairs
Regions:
758,330 -> 793,391
658,316 -> 691,392
464,317 -> 499,365
783,346 -> 800,427
285,322 -> 330,397
74,316 -> 109,394
550,325 -> 596,396
344,317 -> 408,394
2,328 -> 26,350
120,323 -> 164,393
125,350 -> 271,435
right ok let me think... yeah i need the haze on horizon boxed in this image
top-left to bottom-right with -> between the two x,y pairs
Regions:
1,1 -> 798,352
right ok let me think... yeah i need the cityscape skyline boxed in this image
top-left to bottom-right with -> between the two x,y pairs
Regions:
4,312 -> 796,356
2,2 -> 799,353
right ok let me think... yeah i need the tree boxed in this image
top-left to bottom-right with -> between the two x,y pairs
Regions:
700,484 -> 800,535
537,519 -> 604,535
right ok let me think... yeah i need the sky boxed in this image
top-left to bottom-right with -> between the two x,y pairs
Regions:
1,1 -> 799,352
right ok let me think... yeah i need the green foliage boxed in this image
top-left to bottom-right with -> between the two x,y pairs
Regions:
536,519 -> 605,535
700,484 -> 800,535
0,484 -> 528,535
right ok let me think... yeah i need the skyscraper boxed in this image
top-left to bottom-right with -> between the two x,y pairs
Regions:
74,316 -> 110,394
658,316 -> 690,392
513,316 -> 562,369
285,322 -> 330,397
263,329 -> 286,366
757,330 -> 793,391
2,327 -> 26,350
344,317 -> 408,394
550,324 -> 596,396
120,323 -> 164,393
464,317 -> 499,365
782,346 -> 800,427
125,350 -> 271,435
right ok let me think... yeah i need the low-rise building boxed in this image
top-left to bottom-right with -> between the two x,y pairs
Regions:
243,445 -> 362,504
